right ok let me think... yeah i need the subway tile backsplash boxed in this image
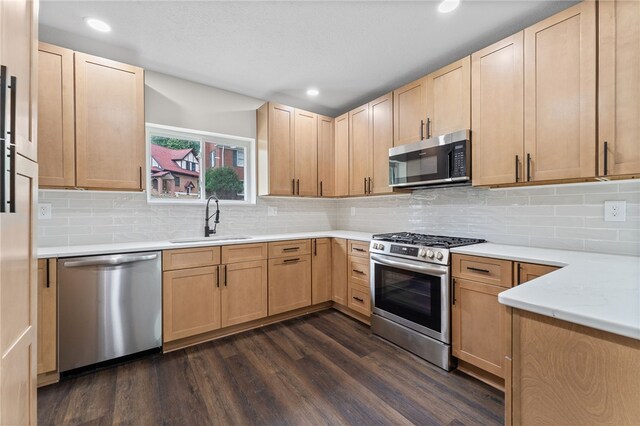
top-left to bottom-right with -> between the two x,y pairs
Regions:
39,180 -> 640,256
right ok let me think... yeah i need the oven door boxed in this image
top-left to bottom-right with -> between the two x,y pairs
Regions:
370,253 -> 450,343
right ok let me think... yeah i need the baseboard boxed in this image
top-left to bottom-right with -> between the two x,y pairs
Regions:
37,371 -> 60,388
332,303 -> 371,326
456,359 -> 505,392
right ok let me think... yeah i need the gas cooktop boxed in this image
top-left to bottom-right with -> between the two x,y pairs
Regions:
372,232 -> 485,249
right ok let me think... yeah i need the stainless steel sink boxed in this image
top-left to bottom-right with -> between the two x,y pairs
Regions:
168,236 -> 251,244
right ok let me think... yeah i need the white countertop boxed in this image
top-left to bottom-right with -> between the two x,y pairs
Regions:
451,243 -> 640,340
37,230 -> 374,259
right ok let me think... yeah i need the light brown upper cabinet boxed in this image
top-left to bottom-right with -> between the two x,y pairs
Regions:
349,93 -> 394,196
472,33 -> 525,186
334,112 -> 350,196
426,56 -> 471,139
393,76 -> 427,146
524,1 -> 596,182
598,0 -> 640,178
293,108 -> 318,196
257,103 -> 324,196
1,0 -> 38,161
37,43 -> 75,187
75,52 -> 145,190
257,103 -> 294,195
317,115 -> 335,197
349,103 -> 370,196
369,93 -> 394,194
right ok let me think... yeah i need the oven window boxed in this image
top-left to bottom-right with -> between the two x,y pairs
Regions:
374,263 -> 442,332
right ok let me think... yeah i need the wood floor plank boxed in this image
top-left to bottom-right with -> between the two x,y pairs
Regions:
38,309 -> 505,425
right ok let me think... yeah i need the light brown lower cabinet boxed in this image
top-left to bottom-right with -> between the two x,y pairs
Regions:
452,278 -> 509,379
221,260 -> 268,328
311,238 -> 332,304
37,259 -> 57,381
163,266 -> 221,342
331,238 -> 348,306
508,310 -> 640,425
268,255 -> 312,315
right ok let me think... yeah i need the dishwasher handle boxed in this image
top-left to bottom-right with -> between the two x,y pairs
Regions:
62,253 -> 159,268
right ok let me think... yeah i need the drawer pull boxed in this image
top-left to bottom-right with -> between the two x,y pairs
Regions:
467,266 -> 490,274
353,296 -> 364,303
352,269 -> 366,275
283,247 -> 300,252
352,247 -> 366,253
283,258 -> 300,263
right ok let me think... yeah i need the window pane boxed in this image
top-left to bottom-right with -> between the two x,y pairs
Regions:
149,135 -> 201,199
203,140 -> 245,201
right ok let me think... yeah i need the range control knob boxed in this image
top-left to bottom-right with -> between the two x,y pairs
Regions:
379,244 -> 385,250
418,248 -> 427,257
426,250 -> 435,259
435,251 -> 444,261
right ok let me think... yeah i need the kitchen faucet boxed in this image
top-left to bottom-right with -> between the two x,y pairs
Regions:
204,194 -> 220,237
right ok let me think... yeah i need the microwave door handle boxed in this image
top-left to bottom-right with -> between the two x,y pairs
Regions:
371,254 -> 448,276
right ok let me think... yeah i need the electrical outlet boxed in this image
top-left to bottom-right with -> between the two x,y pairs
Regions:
351,207 -> 356,216
38,203 -> 52,220
268,206 -> 278,216
604,200 -> 626,222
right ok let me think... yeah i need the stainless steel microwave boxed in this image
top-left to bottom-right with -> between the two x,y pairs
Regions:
389,130 -> 471,188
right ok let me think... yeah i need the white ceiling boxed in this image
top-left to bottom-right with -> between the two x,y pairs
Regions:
39,0 -> 577,117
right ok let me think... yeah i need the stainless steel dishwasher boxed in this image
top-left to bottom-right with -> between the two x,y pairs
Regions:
58,251 -> 162,372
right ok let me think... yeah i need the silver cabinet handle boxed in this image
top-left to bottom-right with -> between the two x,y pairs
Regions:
63,253 -> 158,268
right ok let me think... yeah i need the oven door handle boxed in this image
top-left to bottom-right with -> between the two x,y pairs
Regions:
370,254 -> 448,276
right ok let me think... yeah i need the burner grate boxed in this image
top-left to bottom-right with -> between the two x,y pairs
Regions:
372,232 -> 485,249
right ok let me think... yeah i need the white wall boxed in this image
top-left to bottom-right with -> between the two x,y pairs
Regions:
145,70 -> 264,139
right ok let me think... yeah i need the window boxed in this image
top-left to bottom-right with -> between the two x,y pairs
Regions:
147,123 -> 255,204
233,150 -> 244,167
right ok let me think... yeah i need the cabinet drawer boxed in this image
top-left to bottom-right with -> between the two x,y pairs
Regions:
348,283 -> 371,317
348,240 -> 370,258
222,243 -> 267,264
163,247 -> 221,271
452,254 -> 513,288
268,239 -> 311,258
348,256 -> 370,286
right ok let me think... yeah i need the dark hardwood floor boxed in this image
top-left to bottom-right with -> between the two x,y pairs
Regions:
38,310 -> 504,425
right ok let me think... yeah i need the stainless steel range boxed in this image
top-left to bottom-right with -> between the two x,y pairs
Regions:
369,232 -> 485,370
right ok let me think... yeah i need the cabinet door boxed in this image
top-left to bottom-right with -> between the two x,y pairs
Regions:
426,56 -> 471,138
524,2 -> 596,182
311,238 -> 332,304
369,92 -> 393,195
516,262 -> 559,284
317,115 -> 334,197
472,33 -> 524,186
221,260 -> 268,327
75,52 -> 145,190
37,259 -> 57,376
393,76 -> 427,146
334,113 -> 350,196
0,0 -> 37,161
163,266 -> 220,342
293,109 -> 318,196
0,156 -> 37,426
598,0 -> 640,177
38,43 -> 75,187
268,103 -> 295,195
349,103 -> 370,196
452,278 -> 507,378
268,255 -> 311,315
331,238 -> 348,306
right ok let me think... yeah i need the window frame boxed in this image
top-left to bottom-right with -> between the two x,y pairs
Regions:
146,123 -> 256,205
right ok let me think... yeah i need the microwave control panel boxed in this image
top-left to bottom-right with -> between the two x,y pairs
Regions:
451,143 -> 467,178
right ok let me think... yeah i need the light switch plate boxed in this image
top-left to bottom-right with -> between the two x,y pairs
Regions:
38,203 -> 52,220
604,201 -> 626,222
268,206 -> 278,216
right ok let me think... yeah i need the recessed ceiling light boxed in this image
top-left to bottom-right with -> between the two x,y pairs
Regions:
438,0 -> 460,13
306,88 -> 319,96
84,17 -> 111,33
